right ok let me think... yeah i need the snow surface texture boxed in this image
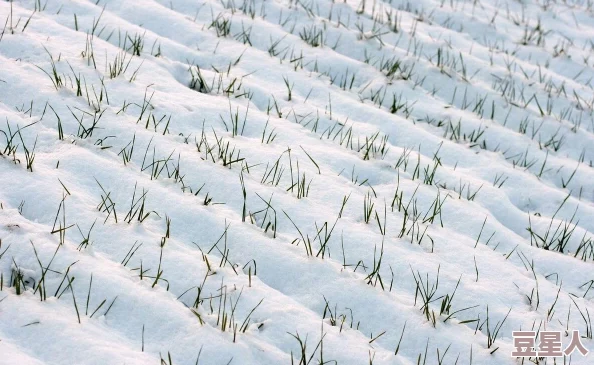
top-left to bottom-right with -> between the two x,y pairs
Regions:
0,0 -> 593,364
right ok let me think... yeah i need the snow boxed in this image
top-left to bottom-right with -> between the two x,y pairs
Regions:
0,0 -> 593,364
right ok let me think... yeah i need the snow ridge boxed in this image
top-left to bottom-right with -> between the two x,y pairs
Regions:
1,0 -> 594,364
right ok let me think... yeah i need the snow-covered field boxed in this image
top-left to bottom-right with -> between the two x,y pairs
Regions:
1,0 -> 593,363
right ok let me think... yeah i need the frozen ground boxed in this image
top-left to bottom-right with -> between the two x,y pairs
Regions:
0,0 -> 593,364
